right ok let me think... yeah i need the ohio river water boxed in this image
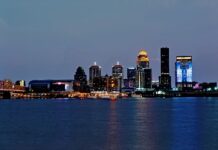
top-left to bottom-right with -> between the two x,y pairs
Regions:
0,98 -> 218,150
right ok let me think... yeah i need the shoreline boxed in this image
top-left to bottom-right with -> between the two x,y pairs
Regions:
2,90 -> 218,99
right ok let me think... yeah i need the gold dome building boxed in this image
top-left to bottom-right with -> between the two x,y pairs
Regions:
136,49 -> 152,91
137,49 -> 150,68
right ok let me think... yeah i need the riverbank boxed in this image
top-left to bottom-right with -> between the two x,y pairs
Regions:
2,90 -> 218,100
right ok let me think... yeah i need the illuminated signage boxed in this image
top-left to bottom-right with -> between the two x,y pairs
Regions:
176,56 -> 192,60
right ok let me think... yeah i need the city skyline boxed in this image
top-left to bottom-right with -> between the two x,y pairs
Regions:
0,48 -> 213,84
0,0 -> 218,82
1,1 -> 218,150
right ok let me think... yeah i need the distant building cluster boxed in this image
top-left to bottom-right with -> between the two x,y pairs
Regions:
85,48 -> 182,93
1,47 -> 217,96
0,80 -> 26,90
66,47 -> 216,94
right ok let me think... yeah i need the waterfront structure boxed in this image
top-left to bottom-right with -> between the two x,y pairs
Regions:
73,66 -> 89,92
112,62 -> 123,91
15,80 -> 26,87
159,47 -> 171,90
135,49 -> 152,91
107,75 -> 119,91
29,80 -> 73,93
89,62 -> 101,88
92,74 -> 119,92
0,80 -> 14,89
152,80 -> 159,89
92,76 -> 106,91
199,82 -> 217,91
175,56 -> 193,90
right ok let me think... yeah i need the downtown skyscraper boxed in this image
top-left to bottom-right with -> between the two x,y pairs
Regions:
159,47 -> 171,90
112,62 -> 123,92
89,62 -> 101,87
175,56 -> 193,90
135,49 -> 152,91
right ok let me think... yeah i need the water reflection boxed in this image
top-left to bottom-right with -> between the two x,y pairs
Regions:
1,98 -> 218,150
134,100 -> 153,149
171,99 -> 200,150
134,99 -> 173,150
197,99 -> 218,149
106,101 -> 121,150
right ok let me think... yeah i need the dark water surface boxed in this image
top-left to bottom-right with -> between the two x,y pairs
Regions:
0,98 -> 218,150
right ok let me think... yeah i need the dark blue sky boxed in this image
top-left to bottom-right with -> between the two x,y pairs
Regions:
0,0 -> 218,85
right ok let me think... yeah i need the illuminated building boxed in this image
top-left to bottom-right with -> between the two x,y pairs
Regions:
152,80 -> 159,89
199,82 -> 217,91
144,68 -> 152,88
136,49 -> 152,91
94,74 -> 118,92
175,56 -> 193,90
137,50 -> 149,68
0,80 -> 13,89
125,67 -> 136,88
112,62 -> 123,91
52,80 -> 73,91
92,76 -> 106,91
127,67 -> 136,80
112,61 -> 123,77
73,66 -> 89,92
15,80 -> 26,87
159,47 -> 171,90
107,75 -> 118,91
89,62 -> 101,88
29,80 -> 73,93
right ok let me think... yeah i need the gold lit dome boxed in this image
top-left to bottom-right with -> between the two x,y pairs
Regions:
138,49 -> 148,56
137,49 -> 149,62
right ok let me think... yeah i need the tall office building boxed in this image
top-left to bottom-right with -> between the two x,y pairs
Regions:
175,56 -> 193,90
126,67 -> 136,88
112,62 -> 123,77
136,49 -> 152,91
112,62 -> 123,91
127,67 -> 136,80
159,47 -> 171,90
89,62 -> 101,87
137,50 -> 149,68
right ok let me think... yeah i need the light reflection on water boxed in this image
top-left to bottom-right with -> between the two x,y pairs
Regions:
0,98 -> 218,150
106,102 -> 121,150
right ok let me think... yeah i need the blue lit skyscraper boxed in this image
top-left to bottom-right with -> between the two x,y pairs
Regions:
175,56 -> 193,90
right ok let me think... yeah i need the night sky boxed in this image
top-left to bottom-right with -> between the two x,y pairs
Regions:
0,0 -> 218,85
